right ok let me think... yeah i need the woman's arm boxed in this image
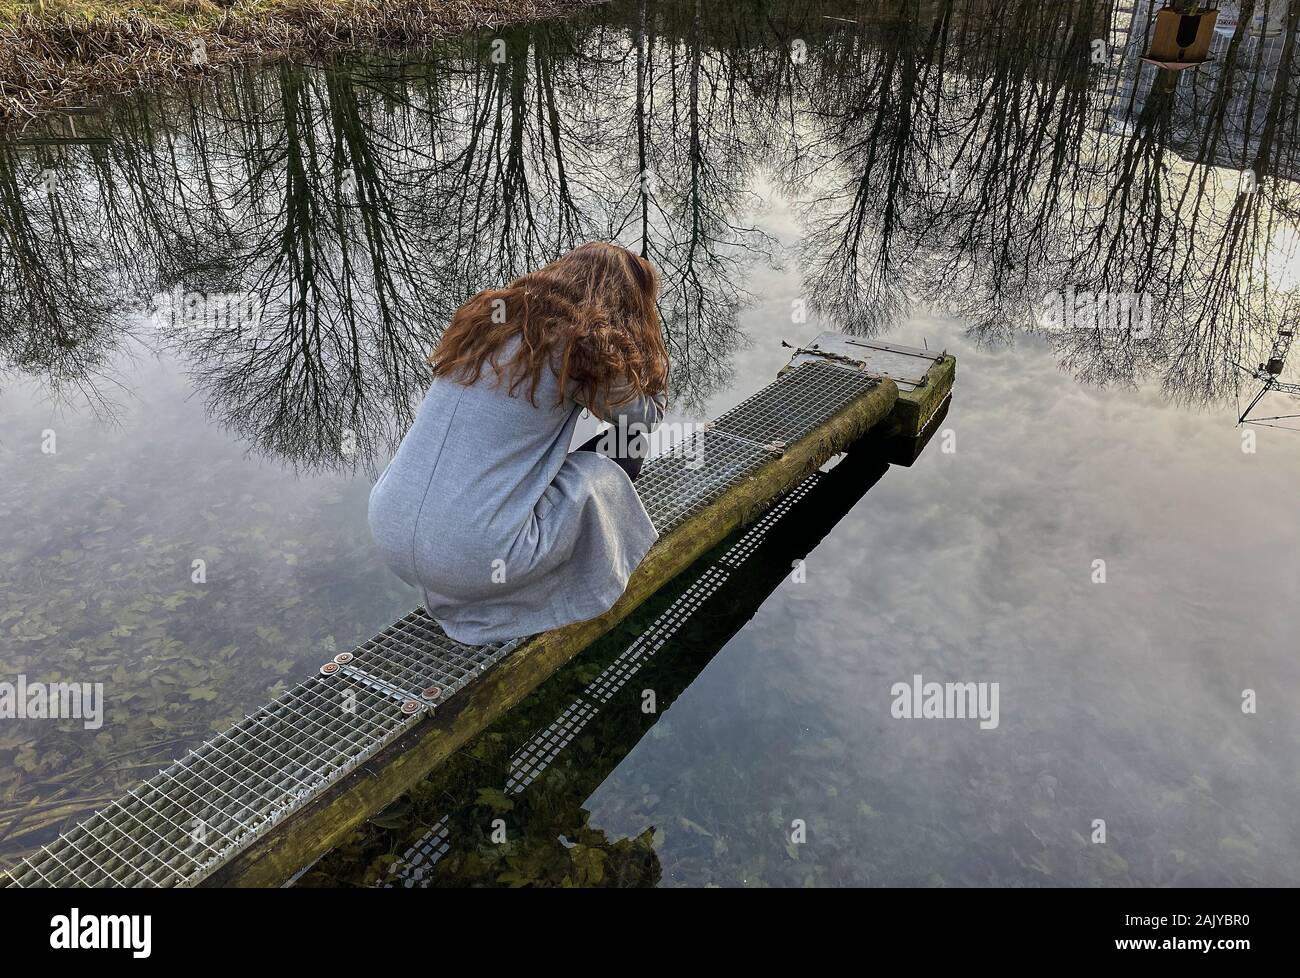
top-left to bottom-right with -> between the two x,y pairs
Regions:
577,377 -> 667,434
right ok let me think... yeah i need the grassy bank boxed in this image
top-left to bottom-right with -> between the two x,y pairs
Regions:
0,0 -> 603,125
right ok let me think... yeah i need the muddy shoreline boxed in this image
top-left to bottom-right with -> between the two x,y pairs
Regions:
0,0 -> 605,128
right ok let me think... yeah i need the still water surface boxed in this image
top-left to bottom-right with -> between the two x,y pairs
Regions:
1,0 -> 1298,885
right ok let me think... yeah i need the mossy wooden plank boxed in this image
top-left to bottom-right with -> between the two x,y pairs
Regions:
880,354 -> 955,439
203,378 -> 899,887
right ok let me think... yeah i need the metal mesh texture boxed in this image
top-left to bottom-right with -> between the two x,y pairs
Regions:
711,360 -> 880,446
9,356 -> 874,889
4,679 -> 418,888
2,610 -> 518,889
635,429 -> 777,533
636,361 -> 874,533
341,609 -> 522,701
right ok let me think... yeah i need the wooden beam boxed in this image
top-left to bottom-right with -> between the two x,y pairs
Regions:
880,354 -> 955,440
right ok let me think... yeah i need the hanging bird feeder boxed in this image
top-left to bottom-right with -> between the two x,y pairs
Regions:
1142,4 -> 1221,70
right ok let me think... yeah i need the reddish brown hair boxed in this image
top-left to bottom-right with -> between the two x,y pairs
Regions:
429,242 -> 669,409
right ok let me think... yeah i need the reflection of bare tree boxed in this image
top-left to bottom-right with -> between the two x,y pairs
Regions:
164,62 -> 453,472
0,142 -> 138,409
792,0 -> 1300,409
606,0 -> 782,411
3,1 -> 787,442
2,0 -> 1297,447
793,3 -> 946,335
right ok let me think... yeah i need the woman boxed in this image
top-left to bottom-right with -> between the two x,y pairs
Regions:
369,242 -> 669,645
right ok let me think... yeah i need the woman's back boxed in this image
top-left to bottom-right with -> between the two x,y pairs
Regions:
370,346 -> 578,570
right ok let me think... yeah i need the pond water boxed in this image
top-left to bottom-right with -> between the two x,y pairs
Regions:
2,0 -> 1298,886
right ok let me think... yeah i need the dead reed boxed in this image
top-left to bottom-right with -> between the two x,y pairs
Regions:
0,0 -> 605,126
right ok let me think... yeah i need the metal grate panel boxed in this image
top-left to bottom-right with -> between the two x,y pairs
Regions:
636,430 -> 776,533
712,360 -> 880,446
4,679 -> 416,888
343,609 -> 521,701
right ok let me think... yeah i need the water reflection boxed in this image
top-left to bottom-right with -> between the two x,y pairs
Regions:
2,0 -> 1296,470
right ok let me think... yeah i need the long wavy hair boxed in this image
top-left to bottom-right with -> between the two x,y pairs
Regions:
429,242 -> 669,408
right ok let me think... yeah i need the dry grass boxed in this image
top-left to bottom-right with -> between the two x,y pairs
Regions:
0,0 -> 605,125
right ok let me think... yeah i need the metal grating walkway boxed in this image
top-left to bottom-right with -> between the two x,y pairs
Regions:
637,429 -> 777,533
3,614 -> 521,888
4,360 -> 876,888
712,359 -> 879,446
638,361 -> 878,532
